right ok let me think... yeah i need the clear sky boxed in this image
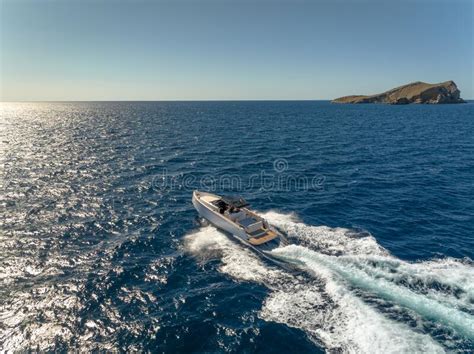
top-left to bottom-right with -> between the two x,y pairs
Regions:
1,0 -> 472,101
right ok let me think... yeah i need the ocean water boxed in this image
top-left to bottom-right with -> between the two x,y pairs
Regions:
1,101 -> 473,352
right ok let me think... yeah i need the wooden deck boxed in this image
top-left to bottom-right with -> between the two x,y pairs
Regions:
248,230 -> 278,245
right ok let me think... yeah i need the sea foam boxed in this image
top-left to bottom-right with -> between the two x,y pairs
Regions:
183,210 -> 474,352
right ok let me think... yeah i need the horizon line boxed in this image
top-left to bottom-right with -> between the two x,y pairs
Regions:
2,99 -> 473,103
1,99 -> 334,103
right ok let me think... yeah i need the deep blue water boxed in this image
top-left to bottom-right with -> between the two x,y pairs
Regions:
1,101 -> 473,352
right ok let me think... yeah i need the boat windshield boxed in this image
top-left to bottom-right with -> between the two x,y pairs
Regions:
220,196 -> 249,208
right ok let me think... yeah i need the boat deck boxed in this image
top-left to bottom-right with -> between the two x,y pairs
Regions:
201,195 -> 219,203
195,191 -> 281,246
248,230 -> 278,245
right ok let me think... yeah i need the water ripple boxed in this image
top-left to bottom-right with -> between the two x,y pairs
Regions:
1,101 -> 473,351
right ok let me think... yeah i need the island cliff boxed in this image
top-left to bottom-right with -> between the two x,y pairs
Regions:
332,81 -> 465,104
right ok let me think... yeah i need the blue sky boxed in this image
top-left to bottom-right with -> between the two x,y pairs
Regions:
1,0 -> 472,100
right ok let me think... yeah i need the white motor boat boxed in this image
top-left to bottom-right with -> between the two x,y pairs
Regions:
192,190 -> 288,256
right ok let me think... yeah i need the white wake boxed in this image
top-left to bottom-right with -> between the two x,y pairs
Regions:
184,211 -> 474,352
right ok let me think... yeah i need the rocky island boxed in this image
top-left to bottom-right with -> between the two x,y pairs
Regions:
332,81 -> 465,104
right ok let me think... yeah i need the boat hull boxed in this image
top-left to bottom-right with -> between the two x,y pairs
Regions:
192,190 -> 287,259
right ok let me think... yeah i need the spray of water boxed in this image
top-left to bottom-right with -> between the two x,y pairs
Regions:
184,211 -> 474,352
